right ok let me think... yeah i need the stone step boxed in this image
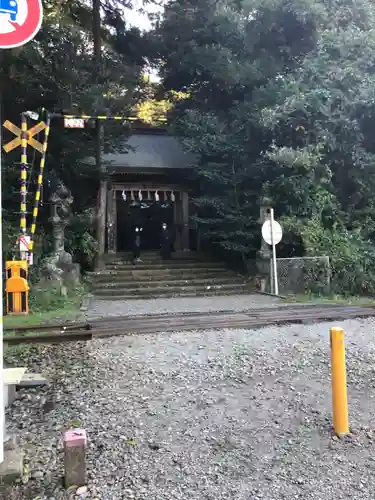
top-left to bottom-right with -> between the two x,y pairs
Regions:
92,277 -> 247,290
104,262 -> 207,267
93,282 -> 251,298
104,261 -> 227,270
105,259 -> 203,265
94,252 -> 249,300
93,288 -> 254,300
105,251 -> 202,261
89,268 -> 237,281
105,256 -> 204,263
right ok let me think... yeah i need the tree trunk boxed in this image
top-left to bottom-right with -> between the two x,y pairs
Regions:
93,0 -> 107,270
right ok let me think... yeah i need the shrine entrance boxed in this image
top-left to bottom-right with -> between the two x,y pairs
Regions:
117,198 -> 174,251
108,184 -> 190,253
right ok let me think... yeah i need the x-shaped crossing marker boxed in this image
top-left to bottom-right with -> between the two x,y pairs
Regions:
3,120 -> 47,153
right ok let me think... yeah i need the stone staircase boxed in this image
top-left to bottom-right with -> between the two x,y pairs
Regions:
89,251 -> 253,300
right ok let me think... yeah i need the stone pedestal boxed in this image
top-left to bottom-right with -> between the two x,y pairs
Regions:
0,431 -> 23,485
0,448 -> 24,485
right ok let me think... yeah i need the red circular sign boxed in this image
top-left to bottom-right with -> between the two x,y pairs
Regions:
0,0 -> 43,49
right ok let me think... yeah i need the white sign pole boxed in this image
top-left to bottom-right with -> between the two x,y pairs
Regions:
269,208 -> 279,296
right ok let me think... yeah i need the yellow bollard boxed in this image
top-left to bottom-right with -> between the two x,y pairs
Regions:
330,326 -> 349,436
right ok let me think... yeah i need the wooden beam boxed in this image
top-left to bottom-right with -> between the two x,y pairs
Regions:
113,183 -> 183,192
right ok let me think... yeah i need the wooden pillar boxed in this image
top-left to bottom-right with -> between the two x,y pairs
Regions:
113,190 -> 117,252
181,191 -> 189,250
107,189 -> 117,253
174,193 -> 182,250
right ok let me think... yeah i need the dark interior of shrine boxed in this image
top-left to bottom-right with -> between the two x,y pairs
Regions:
116,197 -> 174,251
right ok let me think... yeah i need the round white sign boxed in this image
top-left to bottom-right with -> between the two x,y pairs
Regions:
261,220 -> 283,246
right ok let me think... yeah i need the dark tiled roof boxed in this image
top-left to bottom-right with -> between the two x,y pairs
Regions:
103,133 -> 196,170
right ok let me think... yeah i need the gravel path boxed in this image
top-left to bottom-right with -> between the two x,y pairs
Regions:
87,294 -> 281,318
4,318 -> 375,499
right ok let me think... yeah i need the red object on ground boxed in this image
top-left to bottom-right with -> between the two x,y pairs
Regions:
64,428 -> 87,447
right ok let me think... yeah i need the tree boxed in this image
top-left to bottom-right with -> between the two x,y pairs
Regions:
154,0 -> 317,255
0,0 -> 149,266
155,0 -> 375,293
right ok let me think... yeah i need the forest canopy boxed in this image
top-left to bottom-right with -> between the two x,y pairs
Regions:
2,0 -> 375,294
153,0 -> 375,294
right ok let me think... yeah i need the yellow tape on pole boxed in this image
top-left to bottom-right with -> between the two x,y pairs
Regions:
28,114 -> 51,252
20,113 -> 27,235
55,113 -> 166,122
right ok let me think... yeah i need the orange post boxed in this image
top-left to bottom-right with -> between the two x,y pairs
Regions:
330,327 -> 349,436
5,261 -> 29,315
6,260 -> 28,280
6,276 -> 29,315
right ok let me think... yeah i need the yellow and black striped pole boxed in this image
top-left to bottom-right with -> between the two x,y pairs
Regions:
29,113 -> 51,253
51,113 -> 167,122
20,113 -> 28,235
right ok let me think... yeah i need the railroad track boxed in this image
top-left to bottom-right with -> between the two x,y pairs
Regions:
4,303 -> 375,345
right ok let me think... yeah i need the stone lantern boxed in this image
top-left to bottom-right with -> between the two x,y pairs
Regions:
42,181 -> 80,292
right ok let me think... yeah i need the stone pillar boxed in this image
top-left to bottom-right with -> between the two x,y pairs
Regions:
107,188 -> 117,253
256,197 -> 272,292
181,191 -> 189,250
64,428 -> 87,488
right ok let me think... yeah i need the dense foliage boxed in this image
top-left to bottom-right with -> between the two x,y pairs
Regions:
4,0 -> 375,295
1,0 -> 150,268
154,0 -> 375,294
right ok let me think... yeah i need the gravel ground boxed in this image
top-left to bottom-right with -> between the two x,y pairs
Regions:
87,294 -> 281,318
3,317 -> 375,500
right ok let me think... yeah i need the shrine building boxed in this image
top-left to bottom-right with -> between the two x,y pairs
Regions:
102,127 -> 197,253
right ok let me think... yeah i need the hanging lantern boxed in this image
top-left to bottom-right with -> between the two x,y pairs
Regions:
131,190 -> 135,201
155,190 -> 159,202
138,189 -> 143,201
121,190 -> 127,201
171,191 -> 175,202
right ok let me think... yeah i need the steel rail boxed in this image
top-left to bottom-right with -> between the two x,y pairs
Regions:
7,303 -> 374,333
4,331 -> 92,345
5,305 -> 375,344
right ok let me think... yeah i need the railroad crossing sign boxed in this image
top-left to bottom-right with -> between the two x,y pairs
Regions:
2,120 -> 46,153
0,0 -> 43,49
